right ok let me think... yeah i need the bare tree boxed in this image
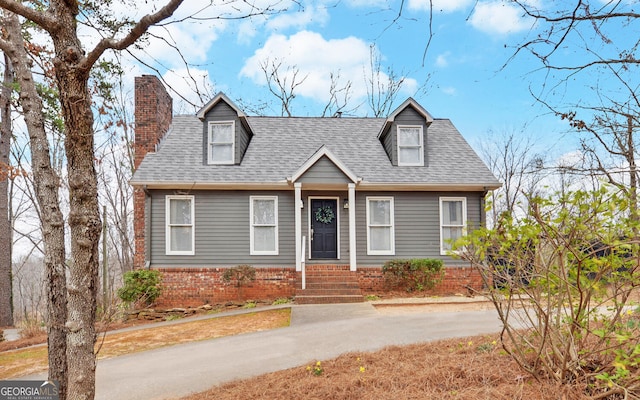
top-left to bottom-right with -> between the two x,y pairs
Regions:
13,254 -> 46,325
561,102 -> 640,223
479,128 -> 545,225
259,58 -> 358,117
365,45 -> 407,117
260,58 -> 308,117
0,52 -> 14,327
0,2 -> 185,398
0,10 -> 68,398
94,72 -> 135,276
320,71 -> 354,118
0,1 -> 284,398
509,1 -> 640,76
507,1 -> 640,210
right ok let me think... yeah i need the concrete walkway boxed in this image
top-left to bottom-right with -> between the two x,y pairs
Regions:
22,300 -> 502,400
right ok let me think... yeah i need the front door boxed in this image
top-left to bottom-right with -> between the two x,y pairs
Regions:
310,199 -> 338,259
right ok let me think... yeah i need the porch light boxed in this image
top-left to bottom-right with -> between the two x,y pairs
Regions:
343,199 -> 349,209
300,200 -> 304,208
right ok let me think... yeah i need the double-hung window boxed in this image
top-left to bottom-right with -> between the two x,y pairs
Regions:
366,197 -> 395,255
440,197 -> 466,254
250,196 -> 278,255
208,121 -> 235,164
397,125 -> 424,166
166,195 -> 195,255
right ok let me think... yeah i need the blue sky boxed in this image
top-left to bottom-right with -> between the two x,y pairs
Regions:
122,0 -> 628,162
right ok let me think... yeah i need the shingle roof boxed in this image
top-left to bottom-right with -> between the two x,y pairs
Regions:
131,114 -> 500,189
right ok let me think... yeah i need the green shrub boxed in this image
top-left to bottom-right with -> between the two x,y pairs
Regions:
382,259 -> 444,292
243,301 -> 257,309
118,269 -> 162,307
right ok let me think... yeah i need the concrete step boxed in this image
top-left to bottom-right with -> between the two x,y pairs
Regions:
302,282 -> 360,289
296,288 -> 362,296
295,294 -> 364,304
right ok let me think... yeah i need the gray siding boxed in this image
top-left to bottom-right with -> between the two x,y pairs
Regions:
201,101 -> 251,165
354,191 -> 483,265
380,128 -> 393,161
150,190 -> 295,266
298,156 -> 351,184
149,189 -> 483,268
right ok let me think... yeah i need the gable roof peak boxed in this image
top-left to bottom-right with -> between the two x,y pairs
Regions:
387,97 -> 433,123
196,92 -> 246,120
288,145 -> 361,184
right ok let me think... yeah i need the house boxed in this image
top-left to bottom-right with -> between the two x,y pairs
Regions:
131,75 -> 501,307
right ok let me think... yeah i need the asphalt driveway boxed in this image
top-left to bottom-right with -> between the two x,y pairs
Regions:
86,302 -> 502,400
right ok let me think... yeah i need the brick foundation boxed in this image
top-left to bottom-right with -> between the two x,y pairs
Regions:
153,265 -> 485,307
357,265 -> 485,296
153,267 -> 297,308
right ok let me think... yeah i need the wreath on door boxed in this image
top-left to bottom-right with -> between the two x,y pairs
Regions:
315,205 -> 335,224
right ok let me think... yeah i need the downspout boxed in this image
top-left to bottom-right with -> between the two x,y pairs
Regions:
143,185 -> 152,269
480,188 -> 488,228
348,183 -> 357,271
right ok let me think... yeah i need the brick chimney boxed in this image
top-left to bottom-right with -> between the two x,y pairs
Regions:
134,75 -> 173,168
133,75 -> 173,269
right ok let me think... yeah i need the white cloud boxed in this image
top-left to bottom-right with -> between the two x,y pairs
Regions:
441,86 -> 457,96
239,31 -> 417,108
408,0 -> 473,12
435,52 -> 450,68
469,1 -> 533,35
266,4 -> 330,31
145,20 -> 225,66
161,69 -> 216,114
345,0 -> 388,7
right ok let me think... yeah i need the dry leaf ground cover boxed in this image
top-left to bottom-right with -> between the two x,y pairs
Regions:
0,308 -> 290,379
179,334 -> 586,400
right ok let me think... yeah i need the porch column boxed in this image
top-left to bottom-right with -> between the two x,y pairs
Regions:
295,182 -> 302,271
348,183 -> 356,271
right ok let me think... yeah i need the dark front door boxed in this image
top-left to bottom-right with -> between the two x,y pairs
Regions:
311,199 -> 338,259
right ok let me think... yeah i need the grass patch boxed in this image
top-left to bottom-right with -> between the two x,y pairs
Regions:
0,347 -> 49,379
0,308 -> 290,379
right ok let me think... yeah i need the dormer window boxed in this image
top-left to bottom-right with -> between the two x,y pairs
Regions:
397,125 -> 424,166
208,121 -> 235,164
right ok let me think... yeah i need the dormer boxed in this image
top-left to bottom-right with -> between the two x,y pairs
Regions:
197,92 -> 253,165
378,98 -> 433,167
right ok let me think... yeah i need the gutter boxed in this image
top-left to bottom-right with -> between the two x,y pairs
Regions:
130,181 -> 502,192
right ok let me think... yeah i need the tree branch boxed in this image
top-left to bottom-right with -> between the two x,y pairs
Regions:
82,0 -> 184,70
0,0 -> 59,33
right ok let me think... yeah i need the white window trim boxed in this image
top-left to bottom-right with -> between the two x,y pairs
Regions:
439,197 -> 467,255
208,120 -> 235,165
397,125 -> 424,166
165,195 -> 195,256
250,196 -> 279,256
366,196 -> 395,256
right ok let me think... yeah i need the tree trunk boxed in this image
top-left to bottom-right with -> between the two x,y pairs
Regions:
0,1 -> 184,397
0,52 -> 13,327
50,3 -> 101,399
2,11 -> 69,399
